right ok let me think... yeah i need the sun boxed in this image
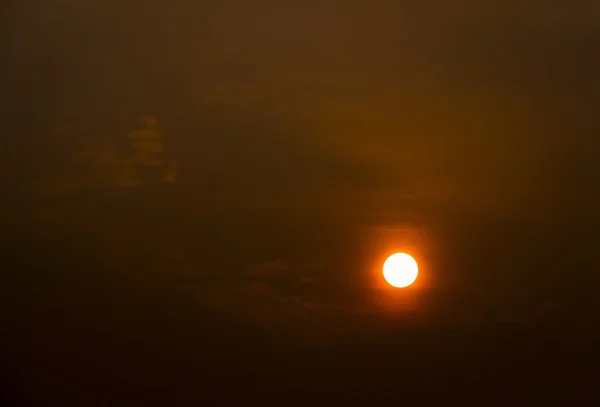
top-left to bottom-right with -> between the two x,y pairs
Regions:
383,253 -> 418,288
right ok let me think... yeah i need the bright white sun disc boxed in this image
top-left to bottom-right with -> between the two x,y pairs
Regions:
383,253 -> 418,288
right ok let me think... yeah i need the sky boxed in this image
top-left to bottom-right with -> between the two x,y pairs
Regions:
4,7 -> 600,402
3,1 -> 600,293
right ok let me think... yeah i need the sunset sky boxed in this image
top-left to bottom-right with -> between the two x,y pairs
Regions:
3,1 -> 600,295
3,2 -> 600,403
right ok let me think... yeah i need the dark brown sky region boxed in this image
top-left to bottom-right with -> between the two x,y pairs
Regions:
2,1 -> 600,404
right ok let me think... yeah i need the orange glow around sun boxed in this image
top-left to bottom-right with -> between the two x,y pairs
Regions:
383,253 -> 418,288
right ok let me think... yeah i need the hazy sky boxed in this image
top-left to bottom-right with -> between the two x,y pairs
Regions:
5,7 -> 600,404
4,2 -> 600,283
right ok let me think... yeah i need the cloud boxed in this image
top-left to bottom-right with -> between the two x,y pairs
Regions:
244,259 -> 291,278
193,280 -> 361,346
301,301 -> 341,313
245,281 -> 272,297
15,1 -> 600,244
244,259 -> 325,289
